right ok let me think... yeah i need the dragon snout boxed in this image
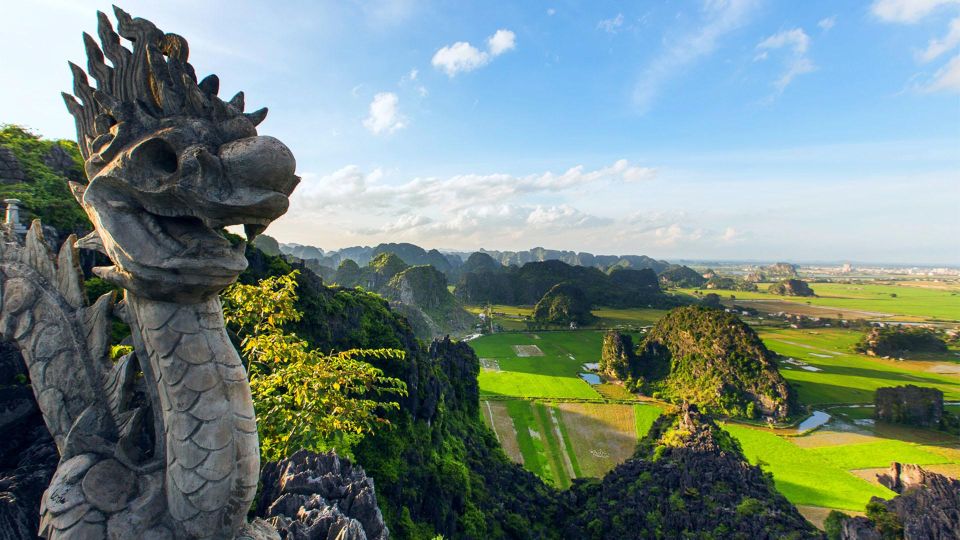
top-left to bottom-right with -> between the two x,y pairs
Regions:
219,136 -> 299,196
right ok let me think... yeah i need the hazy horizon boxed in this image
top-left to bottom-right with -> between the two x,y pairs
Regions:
2,0 -> 958,264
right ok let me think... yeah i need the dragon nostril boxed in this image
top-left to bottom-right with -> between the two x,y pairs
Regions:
134,138 -> 179,174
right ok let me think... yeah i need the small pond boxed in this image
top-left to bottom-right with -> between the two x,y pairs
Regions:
797,410 -> 831,433
579,373 -> 602,385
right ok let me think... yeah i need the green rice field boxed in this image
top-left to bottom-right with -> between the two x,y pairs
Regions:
676,281 -> 960,321
467,284 -> 960,520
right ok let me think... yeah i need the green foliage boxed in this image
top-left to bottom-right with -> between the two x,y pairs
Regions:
533,283 -> 595,326
824,510 -> 849,540
221,270 -> 407,461
456,259 -> 671,308
866,501 -> 904,539
768,279 -> 815,297
854,326 -> 948,356
110,345 -> 133,360
635,306 -> 793,419
0,125 -> 89,232
735,497 -> 763,517
658,265 -> 707,288
600,329 -> 635,380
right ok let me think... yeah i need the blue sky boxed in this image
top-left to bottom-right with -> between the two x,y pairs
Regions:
2,0 -> 958,264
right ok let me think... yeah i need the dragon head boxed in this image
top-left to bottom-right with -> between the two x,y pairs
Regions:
63,7 -> 299,302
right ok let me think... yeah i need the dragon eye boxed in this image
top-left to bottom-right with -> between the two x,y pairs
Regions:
131,138 -> 179,175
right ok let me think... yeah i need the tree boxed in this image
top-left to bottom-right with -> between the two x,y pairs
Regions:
222,270 -> 407,461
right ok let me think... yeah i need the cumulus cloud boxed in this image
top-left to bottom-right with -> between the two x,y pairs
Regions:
756,28 -> 815,93
871,0 -> 959,23
488,29 -> 517,56
597,13 -> 624,33
295,159 -> 656,213
363,92 -> 406,135
432,29 -> 516,76
633,0 -> 760,112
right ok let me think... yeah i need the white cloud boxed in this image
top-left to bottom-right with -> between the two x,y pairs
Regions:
871,0 -> 959,23
923,53 -> 960,91
756,28 -> 815,93
363,92 -> 406,134
633,0 -> 760,112
920,17 -> 960,61
488,29 -> 516,56
547,8 -> 556,16
597,13 -> 624,33
294,159 -> 655,214
818,16 -> 837,31
757,28 -> 810,55
872,1 -> 960,93
432,29 -> 516,76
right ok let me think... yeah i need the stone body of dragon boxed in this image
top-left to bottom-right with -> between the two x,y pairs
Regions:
0,8 -> 298,539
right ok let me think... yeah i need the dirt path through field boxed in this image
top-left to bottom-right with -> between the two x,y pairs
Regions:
548,407 -> 576,480
483,400 -> 524,464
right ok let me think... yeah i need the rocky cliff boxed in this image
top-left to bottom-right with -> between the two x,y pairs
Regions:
874,385 -> 944,428
634,306 -> 794,420
840,463 -> 959,540
563,405 -> 820,539
768,279 -> 815,297
257,450 -> 389,540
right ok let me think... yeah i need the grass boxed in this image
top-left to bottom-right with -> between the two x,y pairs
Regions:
724,423 -> 895,510
506,400 -> 555,484
676,281 -> 960,321
809,440 -> 951,470
472,331 -> 609,399
758,327 -> 960,404
634,403 -> 663,439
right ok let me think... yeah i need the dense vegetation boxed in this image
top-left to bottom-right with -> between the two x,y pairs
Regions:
704,275 -> 759,292
0,125 -> 89,233
855,326 -> 948,356
658,264 -> 707,288
563,406 -> 819,539
328,253 -> 473,338
599,329 -> 636,380
768,279 -> 815,297
633,307 -> 794,420
222,271 -> 407,461
456,259 -> 673,308
532,283 -> 595,326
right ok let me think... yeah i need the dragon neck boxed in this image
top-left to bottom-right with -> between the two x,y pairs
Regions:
126,293 -> 259,538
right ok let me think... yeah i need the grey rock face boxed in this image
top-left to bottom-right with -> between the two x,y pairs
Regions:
875,385 -> 944,428
40,146 -> 78,179
0,341 -> 58,540
842,463 -> 960,540
257,450 -> 388,540
0,148 -> 26,185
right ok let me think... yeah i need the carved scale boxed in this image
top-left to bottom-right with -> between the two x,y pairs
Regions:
0,7 -> 298,539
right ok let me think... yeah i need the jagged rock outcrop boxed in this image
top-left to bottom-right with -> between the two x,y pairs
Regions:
599,329 -> 635,380
875,385 -> 944,428
257,450 -> 388,540
658,265 -> 707,288
0,148 -> 26,184
533,283 -> 594,326
0,340 -> 58,540
768,279 -> 815,297
856,326 -> 948,357
633,306 -> 793,419
563,405 -> 820,539
841,463 -> 959,540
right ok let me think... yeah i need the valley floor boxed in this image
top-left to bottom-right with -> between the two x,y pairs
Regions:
467,287 -> 960,528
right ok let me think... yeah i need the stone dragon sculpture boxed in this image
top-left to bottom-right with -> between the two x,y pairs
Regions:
0,7 -> 298,538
